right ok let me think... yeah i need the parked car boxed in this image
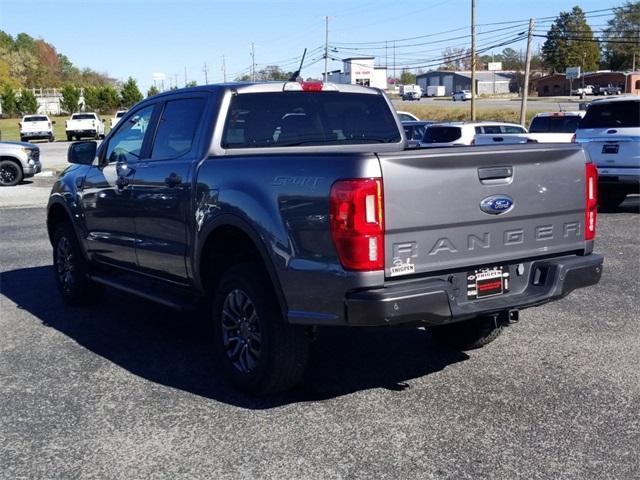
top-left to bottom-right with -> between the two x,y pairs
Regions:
0,141 -> 42,186
421,122 -> 527,147
571,85 -> 594,96
48,81 -> 602,394
19,115 -> 55,143
110,110 -> 128,129
396,110 -> 420,122
574,95 -> 639,208
402,91 -> 421,101
65,112 -> 105,141
452,90 -> 472,101
527,111 -> 585,143
594,84 -> 622,96
402,120 -> 433,148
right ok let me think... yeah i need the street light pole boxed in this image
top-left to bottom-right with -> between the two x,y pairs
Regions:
470,0 -> 476,120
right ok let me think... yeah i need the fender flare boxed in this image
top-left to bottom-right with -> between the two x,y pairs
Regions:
195,213 -> 289,319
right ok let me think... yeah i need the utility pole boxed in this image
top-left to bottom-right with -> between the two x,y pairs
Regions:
519,18 -> 535,126
203,63 -> 209,84
251,43 -> 256,81
222,55 -> 227,82
393,40 -> 396,82
470,0 -> 476,120
324,16 -> 329,81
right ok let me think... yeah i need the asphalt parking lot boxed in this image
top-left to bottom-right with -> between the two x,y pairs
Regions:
1,174 -> 639,479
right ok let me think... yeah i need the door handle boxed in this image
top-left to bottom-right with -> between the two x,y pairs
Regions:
164,173 -> 182,188
478,166 -> 513,181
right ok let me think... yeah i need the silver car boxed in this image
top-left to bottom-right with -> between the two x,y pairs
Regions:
0,141 -> 42,186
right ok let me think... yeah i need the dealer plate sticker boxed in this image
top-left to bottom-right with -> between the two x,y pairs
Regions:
390,258 -> 415,277
467,266 -> 509,300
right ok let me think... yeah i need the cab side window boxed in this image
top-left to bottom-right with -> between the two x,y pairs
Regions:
151,98 -> 206,159
105,105 -> 155,164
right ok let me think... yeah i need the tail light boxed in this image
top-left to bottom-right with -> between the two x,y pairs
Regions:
65,120 -> 68,128
48,122 -> 52,128
330,178 -> 384,271
585,163 -> 598,240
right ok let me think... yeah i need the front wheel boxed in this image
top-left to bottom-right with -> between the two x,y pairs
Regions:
429,315 -> 504,350
212,264 -> 310,394
0,160 -> 23,186
53,223 -> 104,305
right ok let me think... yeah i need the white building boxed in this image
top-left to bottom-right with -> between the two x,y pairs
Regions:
329,57 -> 388,90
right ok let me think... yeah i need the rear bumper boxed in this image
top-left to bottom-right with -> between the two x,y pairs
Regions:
597,168 -> 640,188
66,130 -> 97,136
346,254 -> 603,326
21,131 -> 53,139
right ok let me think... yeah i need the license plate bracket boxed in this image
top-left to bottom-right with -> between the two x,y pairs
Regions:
467,266 -> 509,300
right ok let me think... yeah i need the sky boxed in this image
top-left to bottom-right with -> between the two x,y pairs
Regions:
0,0 -> 625,92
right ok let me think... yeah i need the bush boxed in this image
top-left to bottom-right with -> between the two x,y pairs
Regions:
1,86 -> 18,117
17,89 -> 39,115
60,85 -> 81,114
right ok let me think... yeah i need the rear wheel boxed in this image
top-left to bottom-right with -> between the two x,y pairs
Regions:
49,135 -> 55,143
429,315 -> 504,350
212,264 -> 309,394
53,223 -> 104,305
0,160 -> 23,186
66,134 -> 72,142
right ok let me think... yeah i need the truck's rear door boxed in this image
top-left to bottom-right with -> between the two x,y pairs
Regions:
378,144 -> 589,277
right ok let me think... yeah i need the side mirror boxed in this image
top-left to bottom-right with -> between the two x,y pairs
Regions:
68,141 -> 97,165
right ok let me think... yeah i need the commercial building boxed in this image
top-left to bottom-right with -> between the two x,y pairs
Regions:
329,57 -> 388,90
416,70 -> 517,96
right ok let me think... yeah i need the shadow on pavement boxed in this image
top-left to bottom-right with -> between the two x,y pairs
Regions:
1,265 -> 468,409
597,195 -> 639,214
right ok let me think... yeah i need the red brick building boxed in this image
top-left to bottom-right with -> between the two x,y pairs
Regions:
535,71 -> 639,96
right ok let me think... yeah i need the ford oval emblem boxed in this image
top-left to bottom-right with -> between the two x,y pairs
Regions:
480,195 -> 514,215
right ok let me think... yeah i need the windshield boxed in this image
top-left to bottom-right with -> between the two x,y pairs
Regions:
422,126 -> 461,143
25,116 -> 48,122
530,116 -> 581,133
580,101 -> 639,129
222,92 -> 401,148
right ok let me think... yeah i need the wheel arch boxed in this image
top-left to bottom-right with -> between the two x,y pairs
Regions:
196,214 -> 288,319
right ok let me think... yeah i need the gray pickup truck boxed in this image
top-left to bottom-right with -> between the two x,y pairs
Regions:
47,81 -> 603,394
0,141 -> 42,186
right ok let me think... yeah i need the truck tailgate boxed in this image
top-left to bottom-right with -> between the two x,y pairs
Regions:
378,144 -> 588,277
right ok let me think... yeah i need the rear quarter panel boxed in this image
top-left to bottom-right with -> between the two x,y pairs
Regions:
193,153 -> 385,324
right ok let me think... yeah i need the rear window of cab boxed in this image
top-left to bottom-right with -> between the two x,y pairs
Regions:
222,92 -> 401,148
580,101 -> 640,129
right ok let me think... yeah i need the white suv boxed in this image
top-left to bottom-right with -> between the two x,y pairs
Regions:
420,122 -> 527,147
575,96 -> 639,208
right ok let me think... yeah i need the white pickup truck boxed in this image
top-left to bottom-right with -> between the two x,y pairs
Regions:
19,115 -> 55,143
474,112 -> 585,146
65,112 -> 105,141
110,110 -> 128,129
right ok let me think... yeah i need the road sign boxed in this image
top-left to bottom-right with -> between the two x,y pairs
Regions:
566,67 -> 581,79
487,62 -> 502,71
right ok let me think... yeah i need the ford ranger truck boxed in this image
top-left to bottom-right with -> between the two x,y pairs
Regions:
47,82 -> 603,394
65,112 -> 105,141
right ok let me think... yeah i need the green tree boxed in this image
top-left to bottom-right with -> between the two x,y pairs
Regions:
83,85 -> 99,111
541,6 -> 600,73
97,86 -> 120,112
1,85 -> 18,116
147,85 -> 160,97
400,70 -> 416,84
60,84 -> 80,113
602,1 -> 640,70
120,77 -> 143,108
186,80 -> 198,87
17,89 -> 38,114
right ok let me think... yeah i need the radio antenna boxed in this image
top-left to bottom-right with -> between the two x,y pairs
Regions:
288,48 -> 307,82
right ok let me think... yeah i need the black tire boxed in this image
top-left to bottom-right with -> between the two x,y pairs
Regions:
49,135 -> 55,143
0,160 -> 23,187
599,189 -> 627,209
75,135 -> 81,141
20,136 -> 25,142
429,316 -> 504,351
52,223 -> 104,306
211,263 -> 309,394
66,134 -> 72,142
